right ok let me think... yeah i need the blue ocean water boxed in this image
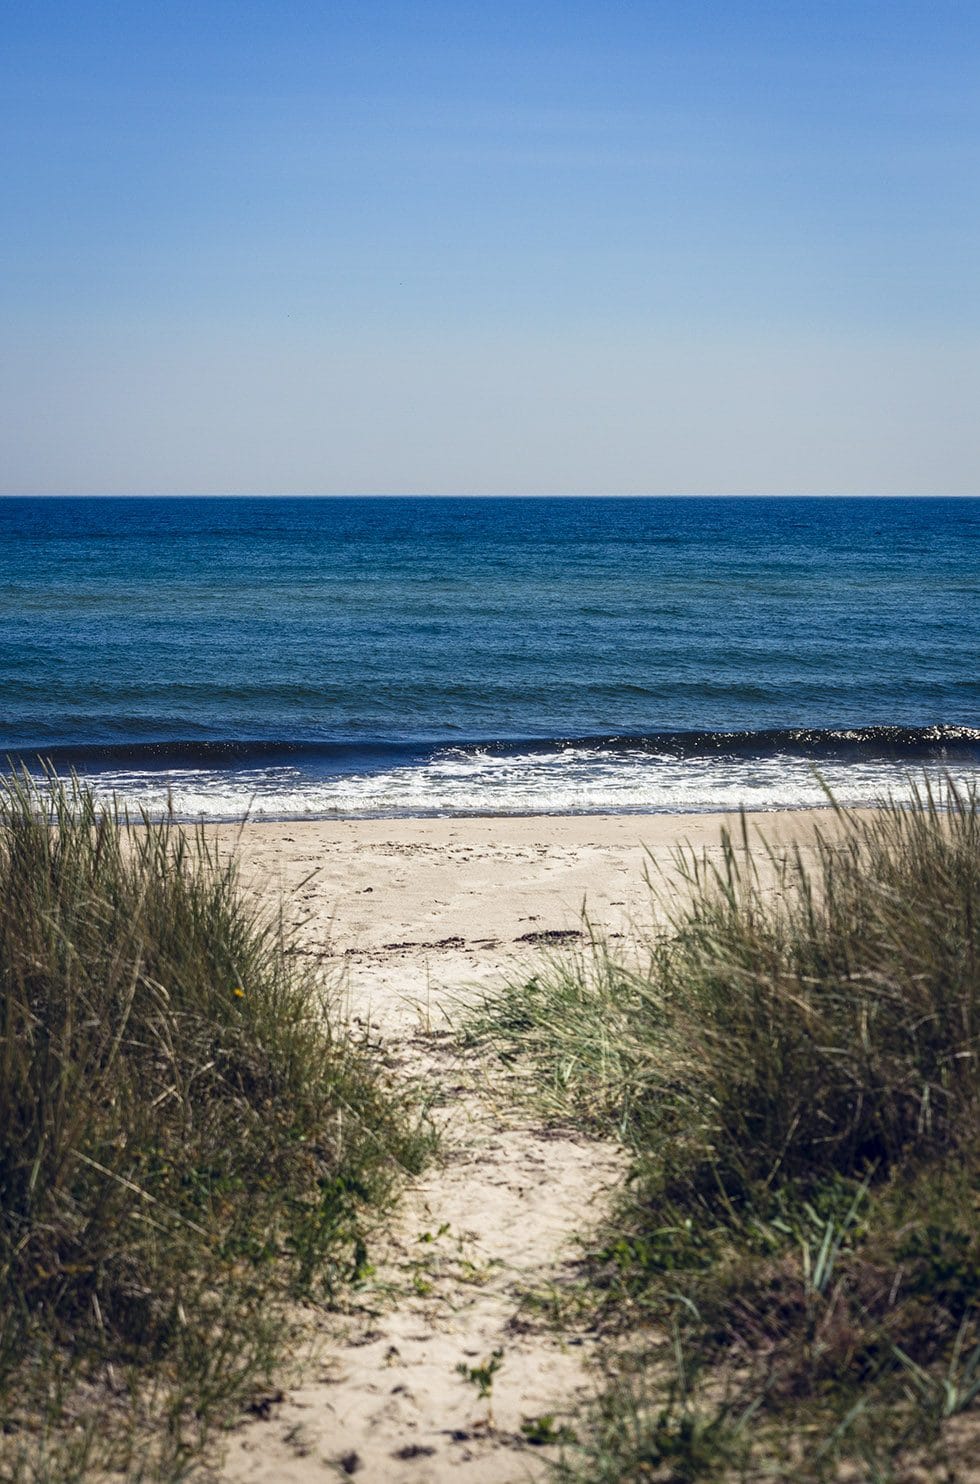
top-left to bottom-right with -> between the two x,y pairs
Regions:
0,496 -> 977,817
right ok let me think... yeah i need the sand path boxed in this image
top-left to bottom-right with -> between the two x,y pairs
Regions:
214,812 -> 831,1483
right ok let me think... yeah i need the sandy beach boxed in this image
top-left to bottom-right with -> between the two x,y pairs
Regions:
214,808 -> 841,1483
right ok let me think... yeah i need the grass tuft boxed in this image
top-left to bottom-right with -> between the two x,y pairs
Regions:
470,780 -> 980,1478
0,770 -> 430,1479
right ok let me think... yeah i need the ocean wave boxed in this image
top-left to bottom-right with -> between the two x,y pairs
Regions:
7,723 -> 980,775
21,743 -> 980,822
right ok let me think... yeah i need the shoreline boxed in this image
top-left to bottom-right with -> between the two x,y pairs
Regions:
171,799 -> 847,825
38,754 -> 980,824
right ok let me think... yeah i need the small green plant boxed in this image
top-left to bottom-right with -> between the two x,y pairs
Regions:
456,1347 -> 504,1400
417,1221 -> 451,1244
521,1412 -> 577,1445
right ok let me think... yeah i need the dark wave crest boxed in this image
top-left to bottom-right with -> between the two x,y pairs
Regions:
7,724 -> 980,776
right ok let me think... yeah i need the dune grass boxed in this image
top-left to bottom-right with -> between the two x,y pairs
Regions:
0,772 -> 431,1481
468,782 -> 980,1479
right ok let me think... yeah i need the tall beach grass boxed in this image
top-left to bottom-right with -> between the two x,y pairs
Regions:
470,782 -> 980,1478
0,772 -> 430,1480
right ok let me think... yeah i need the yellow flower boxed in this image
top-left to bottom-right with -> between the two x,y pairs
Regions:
233,986 -> 245,998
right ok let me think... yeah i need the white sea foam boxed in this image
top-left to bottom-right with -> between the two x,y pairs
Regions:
70,747 -> 980,821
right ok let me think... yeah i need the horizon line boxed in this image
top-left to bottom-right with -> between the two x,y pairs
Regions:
2,492 -> 978,501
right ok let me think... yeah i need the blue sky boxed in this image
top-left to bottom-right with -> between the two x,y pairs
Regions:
2,1 -> 978,493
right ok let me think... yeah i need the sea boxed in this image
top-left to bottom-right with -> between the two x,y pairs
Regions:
1,496 -> 977,820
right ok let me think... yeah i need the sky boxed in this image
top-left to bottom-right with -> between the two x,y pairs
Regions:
2,0 -> 979,495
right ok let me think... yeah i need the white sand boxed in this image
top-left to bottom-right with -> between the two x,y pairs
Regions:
215,809 -> 839,1483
